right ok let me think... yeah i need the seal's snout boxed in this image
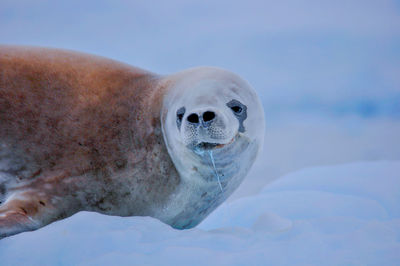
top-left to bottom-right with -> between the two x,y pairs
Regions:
179,106 -> 236,151
187,110 -> 216,128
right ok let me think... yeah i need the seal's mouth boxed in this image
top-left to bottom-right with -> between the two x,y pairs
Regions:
193,136 -> 236,151
195,142 -> 225,150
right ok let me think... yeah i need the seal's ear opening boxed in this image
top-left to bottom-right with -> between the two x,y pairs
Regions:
176,107 -> 186,130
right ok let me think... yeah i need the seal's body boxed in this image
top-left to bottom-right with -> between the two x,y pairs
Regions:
0,46 -> 265,238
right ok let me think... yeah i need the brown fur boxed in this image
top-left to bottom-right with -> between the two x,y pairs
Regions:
0,46 -> 180,237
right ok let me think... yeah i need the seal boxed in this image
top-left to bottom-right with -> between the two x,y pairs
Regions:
0,46 -> 265,238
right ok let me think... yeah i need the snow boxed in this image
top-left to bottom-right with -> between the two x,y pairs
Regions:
230,115 -> 400,200
1,161 -> 399,265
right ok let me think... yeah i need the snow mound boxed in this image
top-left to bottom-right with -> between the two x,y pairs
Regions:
1,161 -> 399,265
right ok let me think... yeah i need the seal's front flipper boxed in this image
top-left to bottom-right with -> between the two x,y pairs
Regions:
0,209 -> 40,238
0,191 -> 52,239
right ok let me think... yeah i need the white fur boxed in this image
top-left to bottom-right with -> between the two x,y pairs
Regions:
157,67 -> 265,228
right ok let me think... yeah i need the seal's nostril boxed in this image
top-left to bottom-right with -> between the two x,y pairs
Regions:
203,111 -> 215,122
187,113 -> 199,124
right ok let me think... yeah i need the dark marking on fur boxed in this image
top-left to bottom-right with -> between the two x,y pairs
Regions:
20,207 -> 28,215
226,99 -> 247,133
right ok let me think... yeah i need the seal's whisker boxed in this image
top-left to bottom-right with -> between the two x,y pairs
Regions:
208,150 -> 223,192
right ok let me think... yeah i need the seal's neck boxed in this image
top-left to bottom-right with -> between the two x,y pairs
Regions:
154,135 -> 257,229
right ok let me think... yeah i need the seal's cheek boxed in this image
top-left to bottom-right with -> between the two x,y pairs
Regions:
181,123 -> 198,146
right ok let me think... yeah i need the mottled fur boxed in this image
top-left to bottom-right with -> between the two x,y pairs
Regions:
0,46 -> 180,237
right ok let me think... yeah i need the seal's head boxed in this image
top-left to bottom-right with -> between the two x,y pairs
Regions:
160,67 -> 264,228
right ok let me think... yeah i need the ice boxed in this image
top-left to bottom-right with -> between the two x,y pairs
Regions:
1,161 -> 399,265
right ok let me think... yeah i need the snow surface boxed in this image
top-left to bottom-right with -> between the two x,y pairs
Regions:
1,161 -> 399,265
231,115 -> 400,200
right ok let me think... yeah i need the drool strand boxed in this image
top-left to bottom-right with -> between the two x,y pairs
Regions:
208,150 -> 223,192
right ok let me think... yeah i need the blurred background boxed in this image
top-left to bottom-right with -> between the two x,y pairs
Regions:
1,0 -> 399,200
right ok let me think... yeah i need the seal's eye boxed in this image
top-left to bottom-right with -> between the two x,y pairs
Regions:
227,99 -> 245,115
230,105 -> 242,114
226,99 -> 247,133
176,106 -> 186,130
